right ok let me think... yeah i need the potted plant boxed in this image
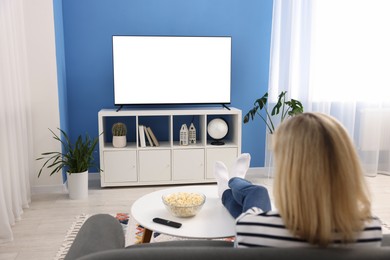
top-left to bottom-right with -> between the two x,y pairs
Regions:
243,91 -> 304,134
112,122 -> 127,148
37,128 -> 99,200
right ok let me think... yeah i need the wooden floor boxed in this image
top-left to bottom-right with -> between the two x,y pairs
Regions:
0,172 -> 389,260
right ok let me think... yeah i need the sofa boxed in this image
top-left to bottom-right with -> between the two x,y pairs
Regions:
65,214 -> 390,260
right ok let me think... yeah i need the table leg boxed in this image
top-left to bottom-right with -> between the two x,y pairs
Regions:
141,228 -> 153,243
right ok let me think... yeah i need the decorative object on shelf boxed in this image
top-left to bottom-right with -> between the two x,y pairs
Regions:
207,118 -> 228,145
112,122 -> 127,148
243,91 -> 304,134
189,123 -> 196,144
37,128 -> 100,200
180,124 -> 189,146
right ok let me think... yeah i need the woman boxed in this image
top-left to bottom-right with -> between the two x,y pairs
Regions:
214,112 -> 382,248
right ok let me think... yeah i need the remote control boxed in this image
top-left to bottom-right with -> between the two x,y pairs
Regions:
153,217 -> 182,228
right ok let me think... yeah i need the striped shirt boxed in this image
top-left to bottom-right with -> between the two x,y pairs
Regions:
235,208 -> 383,248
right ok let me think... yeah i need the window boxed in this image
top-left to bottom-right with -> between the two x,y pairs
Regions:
310,0 -> 390,102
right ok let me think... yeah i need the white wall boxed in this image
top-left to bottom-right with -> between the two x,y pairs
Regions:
23,0 -> 64,191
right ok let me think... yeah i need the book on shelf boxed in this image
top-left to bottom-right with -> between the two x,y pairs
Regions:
146,126 -> 159,147
144,126 -> 154,147
138,125 -> 146,147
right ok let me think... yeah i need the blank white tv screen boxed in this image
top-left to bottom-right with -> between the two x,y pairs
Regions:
112,36 -> 231,105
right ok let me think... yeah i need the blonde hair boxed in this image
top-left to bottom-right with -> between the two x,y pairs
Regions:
273,112 -> 372,247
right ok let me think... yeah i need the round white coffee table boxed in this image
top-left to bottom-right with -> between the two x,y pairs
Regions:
131,185 -> 235,243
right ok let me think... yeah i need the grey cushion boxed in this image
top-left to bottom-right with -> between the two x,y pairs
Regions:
64,214 -> 125,260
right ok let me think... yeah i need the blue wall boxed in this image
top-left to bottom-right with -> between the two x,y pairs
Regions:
58,0 -> 273,169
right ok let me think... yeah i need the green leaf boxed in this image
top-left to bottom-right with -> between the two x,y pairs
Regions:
244,90 -> 304,134
37,128 -> 100,176
271,91 -> 286,116
254,92 -> 268,110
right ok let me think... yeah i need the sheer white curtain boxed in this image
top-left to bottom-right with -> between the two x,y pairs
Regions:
0,0 -> 33,243
268,0 -> 390,176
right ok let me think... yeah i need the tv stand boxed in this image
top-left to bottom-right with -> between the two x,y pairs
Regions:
98,107 -> 242,187
116,105 -> 124,112
222,104 -> 231,110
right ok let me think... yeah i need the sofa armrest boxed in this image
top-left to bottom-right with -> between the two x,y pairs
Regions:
65,214 -> 125,260
382,234 -> 390,247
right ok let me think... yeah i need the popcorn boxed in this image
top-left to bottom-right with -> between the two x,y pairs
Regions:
162,192 -> 206,217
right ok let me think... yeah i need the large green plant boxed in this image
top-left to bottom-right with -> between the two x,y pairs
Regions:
37,128 -> 99,176
243,91 -> 304,134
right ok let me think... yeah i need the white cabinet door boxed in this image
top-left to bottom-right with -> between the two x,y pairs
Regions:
139,150 -> 171,182
173,149 -> 204,181
103,151 -> 137,183
206,148 -> 238,179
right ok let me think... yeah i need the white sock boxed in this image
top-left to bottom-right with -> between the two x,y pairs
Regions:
214,161 -> 229,198
230,153 -> 251,179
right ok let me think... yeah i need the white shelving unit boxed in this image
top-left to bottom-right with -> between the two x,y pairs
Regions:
98,107 -> 242,187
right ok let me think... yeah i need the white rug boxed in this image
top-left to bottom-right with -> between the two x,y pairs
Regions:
54,214 -> 89,260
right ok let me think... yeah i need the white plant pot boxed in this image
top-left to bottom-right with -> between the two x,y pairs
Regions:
113,136 -> 126,148
67,171 -> 88,200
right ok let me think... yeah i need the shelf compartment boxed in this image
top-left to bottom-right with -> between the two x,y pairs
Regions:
172,115 -> 205,145
206,114 -> 239,146
101,116 -> 137,148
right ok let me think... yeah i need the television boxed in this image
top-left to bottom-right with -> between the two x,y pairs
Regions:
112,36 -> 232,106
